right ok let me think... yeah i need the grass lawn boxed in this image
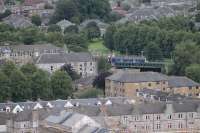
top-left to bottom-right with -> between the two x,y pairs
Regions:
88,39 -> 110,55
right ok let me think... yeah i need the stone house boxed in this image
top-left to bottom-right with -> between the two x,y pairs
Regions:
105,70 -> 200,98
36,52 -> 97,77
0,44 -> 63,65
7,110 -> 39,133
56,19 -> 76,33
105,71 -> 168,98
3,14 -> 33,28
168,76 -> 200,97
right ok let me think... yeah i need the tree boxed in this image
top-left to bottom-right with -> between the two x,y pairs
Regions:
85,21 -> 101,40
31,15 -> 42,26
144,42 -> 163,61
50,70 -> 73,99
104,24 -> 117,50
76,0 -> 111,20
64,25 -> 79,34
61,64 -> 80,81
1,61 -> 16,77
64,33 -> 88,52
93,71 -> 112,91
50,0 -> 79,23
0,71 -> 11,102
47,24 -> 62,32
172,42 -> 200,75
20,27 -> 41,45
10,69 -> 31,101
97,57 -> 111,73
31,69 -> 52,100
20,63 -> 37,77
185,64 -> 200,83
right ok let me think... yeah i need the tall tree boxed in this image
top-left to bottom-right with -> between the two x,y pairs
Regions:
31,15 -> 42,26
97,57 -> 111,73
144,42 -> 163,61
0,71 -> 11,102
61,64 -> 80,81
1,61 -> 16,77
50,0 -> 79,23
185,64 -> 200,83
50,70 -> 73,99
31,69 -> 51,100
10,69 -> 31,101
85,21 -> 101,40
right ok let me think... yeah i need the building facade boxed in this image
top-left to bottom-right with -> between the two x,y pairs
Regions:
36,52 -> 97,77
0,44 -> 64,65
105,70 -> 200,98
7,110 -> 39,133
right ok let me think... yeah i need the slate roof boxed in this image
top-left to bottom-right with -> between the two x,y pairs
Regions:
23,0 -> 44,6
56,19 -> 75,30
36,53 -> 67,64
168,76 -> 200,88
80,19 -> 109,29
3,14 -> 33,28
36,52 -> 94,64
106,71 -> 168,83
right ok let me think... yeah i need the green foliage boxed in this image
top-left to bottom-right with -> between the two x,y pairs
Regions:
144,42 -> 163,61
64,25 -> 79,34
1,61 -> 16,77
61,64 -> 80,81
171,41 -> 200,75
75,88 -> 103,99
0,72 -> 11,102
47,24 -> 62,32
185,64 -> 200,83
0,62 -> 74,102
93,72 -> 112,90
50,70 -> 73,99
10,69 -> 31,101
104,16 -> 199,60
195,12 -> 200,22
50,0 -> 111,23
30,69 -> 52,100
50,0 -> 80,23
97,57 -> 111,73
64,33 -> 88,52
85,21 -> 101,40
31,15 -> 42,26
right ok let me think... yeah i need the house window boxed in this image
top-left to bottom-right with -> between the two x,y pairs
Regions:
146,115 -> 150,120
178,114 -> 183,118
163,81 -> 166,84
178,123 -> 183,128
163,88 -> 166,91
90,69 -> 93,71
196,86 -> 199,89
156,115 -> 160,120
90,62 -> 92,65
168,123 -> 172,129
196,93 -> 199,96
168,115 -> 172,119
148,83 -> 151,87
156,82 -> 160,85
189,113 -> 193,118
189,87 -> 192,90
50,66 -> 53,71
156,123 -> 160,129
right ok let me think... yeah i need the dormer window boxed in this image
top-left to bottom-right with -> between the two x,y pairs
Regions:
168,115 -> 172,119
178,114 -> 182,118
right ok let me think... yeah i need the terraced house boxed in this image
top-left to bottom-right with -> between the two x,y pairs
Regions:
105,70 -> 200,98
